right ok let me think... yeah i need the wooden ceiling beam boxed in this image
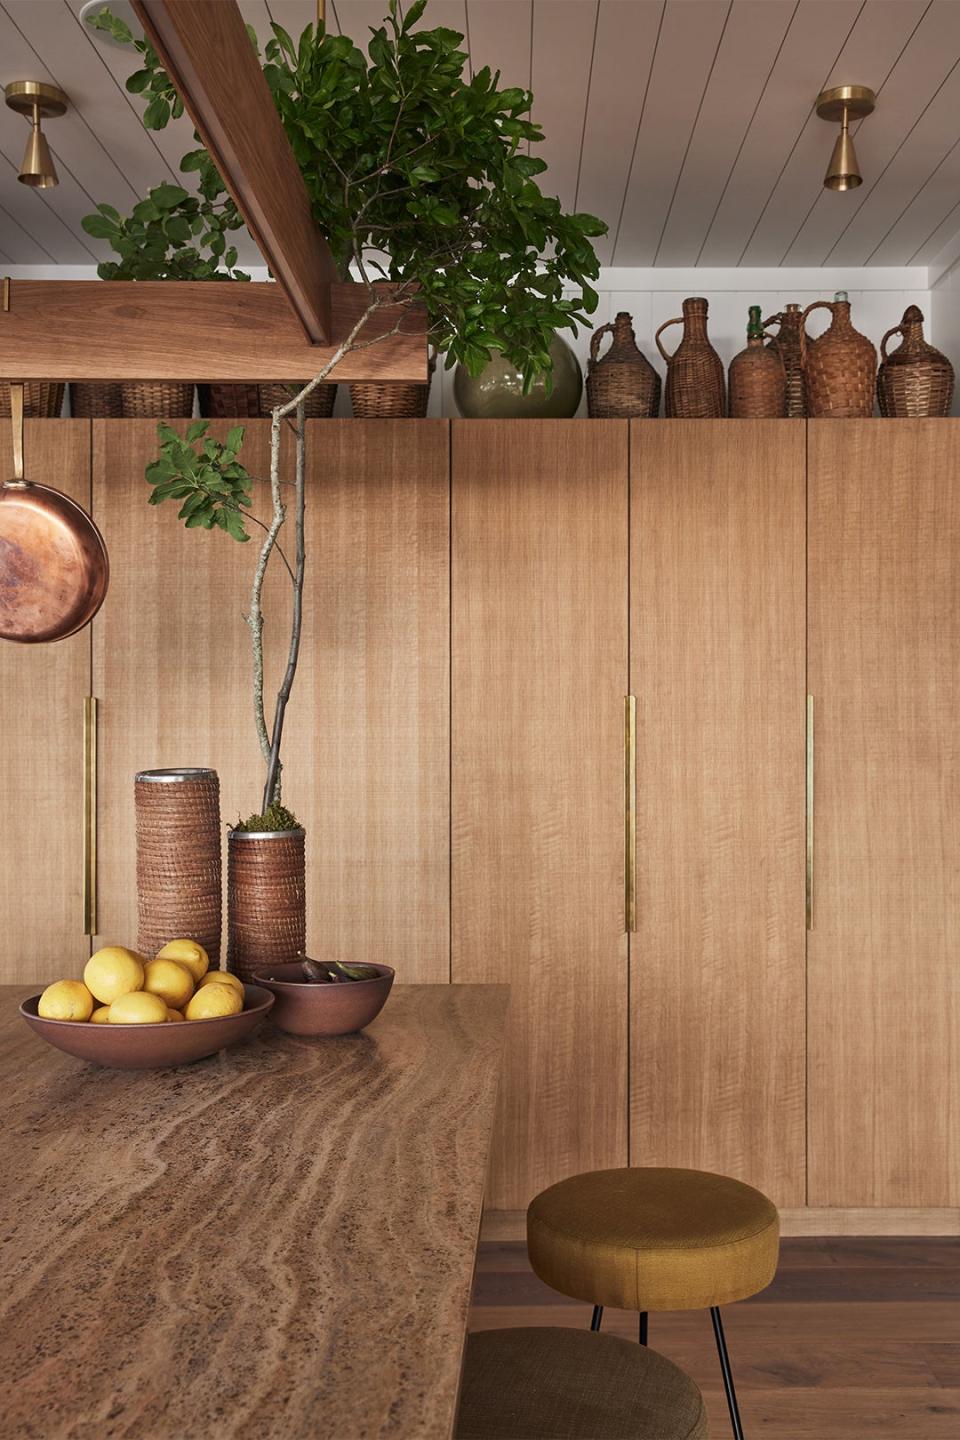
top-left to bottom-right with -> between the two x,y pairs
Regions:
130,0 -> 339,344
0,281 -> 426,384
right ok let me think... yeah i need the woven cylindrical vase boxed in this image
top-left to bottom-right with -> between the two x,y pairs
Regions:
135,769 -> 222,963
655,297 -> 725,418
877,305 -> 954,417
728,306 -> 787,418
800,293 -> 876,418
227,829 -> 306,984
762,304 -> 806,417
586,311 -> 661,418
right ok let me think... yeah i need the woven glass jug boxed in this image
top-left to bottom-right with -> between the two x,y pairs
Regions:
762,304 -> 806,417
800,292 -> 876,418
728,306 -> 787,418
655,297 -> 725,418
586,312 -> 661,418
877,305 -> 954,417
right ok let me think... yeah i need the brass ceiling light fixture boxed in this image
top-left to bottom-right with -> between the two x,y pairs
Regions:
816,84 -> 876,192
4,81 -> 69,189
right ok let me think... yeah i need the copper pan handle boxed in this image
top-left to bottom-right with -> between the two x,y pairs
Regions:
9,381 -> 25,486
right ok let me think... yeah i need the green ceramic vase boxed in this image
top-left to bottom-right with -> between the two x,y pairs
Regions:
453,332 -> 583,418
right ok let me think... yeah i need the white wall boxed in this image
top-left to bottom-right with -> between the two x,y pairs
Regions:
931,257 -> 960,416
1,263 -> 932,418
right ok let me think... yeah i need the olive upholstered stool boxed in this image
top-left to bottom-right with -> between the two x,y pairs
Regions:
455,1328 -> 708,1439
527,1168 -> 780,1440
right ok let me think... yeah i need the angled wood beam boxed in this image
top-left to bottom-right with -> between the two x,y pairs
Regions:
131,0 -> 339,344
0,282 -> 426,383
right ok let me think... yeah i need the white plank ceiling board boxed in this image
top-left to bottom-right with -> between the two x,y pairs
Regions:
574,1 -> 662,266
696,0 -> 862,266
3,0 -> 960,270
529,0 -> 598,212
740,0 -> 930,265
654,0 -> 795,267
612,0 -> 732,266
464,1 -> 532,95
783,0 -> 960,265
829,57 -> 960,265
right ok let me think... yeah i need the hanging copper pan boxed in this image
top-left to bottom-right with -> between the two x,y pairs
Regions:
0,383 -> 109,643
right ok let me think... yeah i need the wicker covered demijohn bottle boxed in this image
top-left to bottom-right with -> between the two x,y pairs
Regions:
877,305 -> 954,417
586,312 -> 661,418
728,306 -> 786,418
655,297 -> 725,418
762,303 -> 806,417
800,291 -> 876,418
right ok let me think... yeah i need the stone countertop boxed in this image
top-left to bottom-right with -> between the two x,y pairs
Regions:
0,982 -> 509,1440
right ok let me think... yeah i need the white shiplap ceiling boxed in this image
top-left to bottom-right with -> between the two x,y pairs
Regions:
1,0 -> 959,271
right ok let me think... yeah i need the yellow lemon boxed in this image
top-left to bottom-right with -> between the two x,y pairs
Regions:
197,970 -> 244,998
166,1008 -> 186,1022
155,939 -> 209,984
142,958 -> 194,1010
185,984 -> 243,1021
38,980 -> 94,1022
84,947 -> 145,1005
90,1005 -> 112,1025
107,991 -> 168,1025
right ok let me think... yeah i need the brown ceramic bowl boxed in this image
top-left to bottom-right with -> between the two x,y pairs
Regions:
19,984 -> 274,1069
252,962 -> 395,1036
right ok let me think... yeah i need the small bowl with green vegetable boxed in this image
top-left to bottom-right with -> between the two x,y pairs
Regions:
253,954 -> 394,1036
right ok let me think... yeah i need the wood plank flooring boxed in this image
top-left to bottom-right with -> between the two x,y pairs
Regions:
470,1239 -> 960,1438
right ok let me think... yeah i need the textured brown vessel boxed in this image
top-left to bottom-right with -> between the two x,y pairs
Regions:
729,306 -> 787,418
135,768 -> 222,963
121,381 -> 195,418
228,828 -> 306,984
350,351 -> 435,418
258,382 -> 337,418
877,305 -> 954,417
762,304 -> 806,417
586,311 -> 661,418
254,961 -> 395,1036
800,293 -> 876,418
655,297 -> 725,418
70,382 -> 123,418
0,381 -> 64,418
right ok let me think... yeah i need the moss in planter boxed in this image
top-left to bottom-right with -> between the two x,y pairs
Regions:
231,802 -> 301,834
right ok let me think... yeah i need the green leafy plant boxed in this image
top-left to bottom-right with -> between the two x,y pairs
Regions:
86,0 -> 607,821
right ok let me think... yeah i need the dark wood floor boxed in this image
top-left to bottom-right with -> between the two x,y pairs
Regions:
470,1238 -> 960,1438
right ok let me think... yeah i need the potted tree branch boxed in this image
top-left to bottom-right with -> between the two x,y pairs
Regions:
86,0 -> 606,994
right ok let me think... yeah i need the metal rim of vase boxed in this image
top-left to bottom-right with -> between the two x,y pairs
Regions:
229,827 -> 305,841
135,768 -> 218,783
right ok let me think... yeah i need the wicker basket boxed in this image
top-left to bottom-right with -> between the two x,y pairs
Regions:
70,382 -> 123,418
350,350 -> 435,418
198,383 -> 263,418
121,381 -> 195,418
762,304 -> 806,417
800,293 -> 876,419
0,381 -> 65,417
728,307 -> 786,419
586,312 -> 660,418
655,298 -> 725,418
227,828 -> 306,984
877,305 -> 954,418
135,768 -> 222,964
258,381 -> 337,418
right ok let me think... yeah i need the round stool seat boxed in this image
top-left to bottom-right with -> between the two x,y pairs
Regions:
528,1167 -> 779,1312
456,1327 -> 708,1440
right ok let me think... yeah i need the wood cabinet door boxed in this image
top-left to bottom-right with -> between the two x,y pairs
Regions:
808,420 -> 960,1206
452,419 -> 629,1210
92,420 -> 449,981
631,420 -> 806,1206
0,420 -> 92,983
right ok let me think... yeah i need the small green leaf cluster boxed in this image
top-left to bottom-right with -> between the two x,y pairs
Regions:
232,802 -> 302,833
83,0 -> 607,384
82,184 -> 248,281
146,421 -> 253,541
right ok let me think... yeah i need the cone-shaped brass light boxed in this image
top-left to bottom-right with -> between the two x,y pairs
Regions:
4,81 -> 68,189
816,85 -> 875,193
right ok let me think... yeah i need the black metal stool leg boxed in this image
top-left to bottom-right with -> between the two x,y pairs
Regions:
710,1306 -> 744,1439
638,1311 -> 648,1345
590,1305 -> 603,1331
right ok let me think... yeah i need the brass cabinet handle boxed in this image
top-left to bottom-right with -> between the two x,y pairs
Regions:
625,695 -> 637,933
806,695 -> 814,931
83,696 -> 98,936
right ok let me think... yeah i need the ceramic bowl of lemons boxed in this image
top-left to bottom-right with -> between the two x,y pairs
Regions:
20,941 -> 274,1069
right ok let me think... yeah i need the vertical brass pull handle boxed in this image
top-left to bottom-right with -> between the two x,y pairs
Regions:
625,694 -> 637,933
83,696 -> 98,936
806,695 -> 814,931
